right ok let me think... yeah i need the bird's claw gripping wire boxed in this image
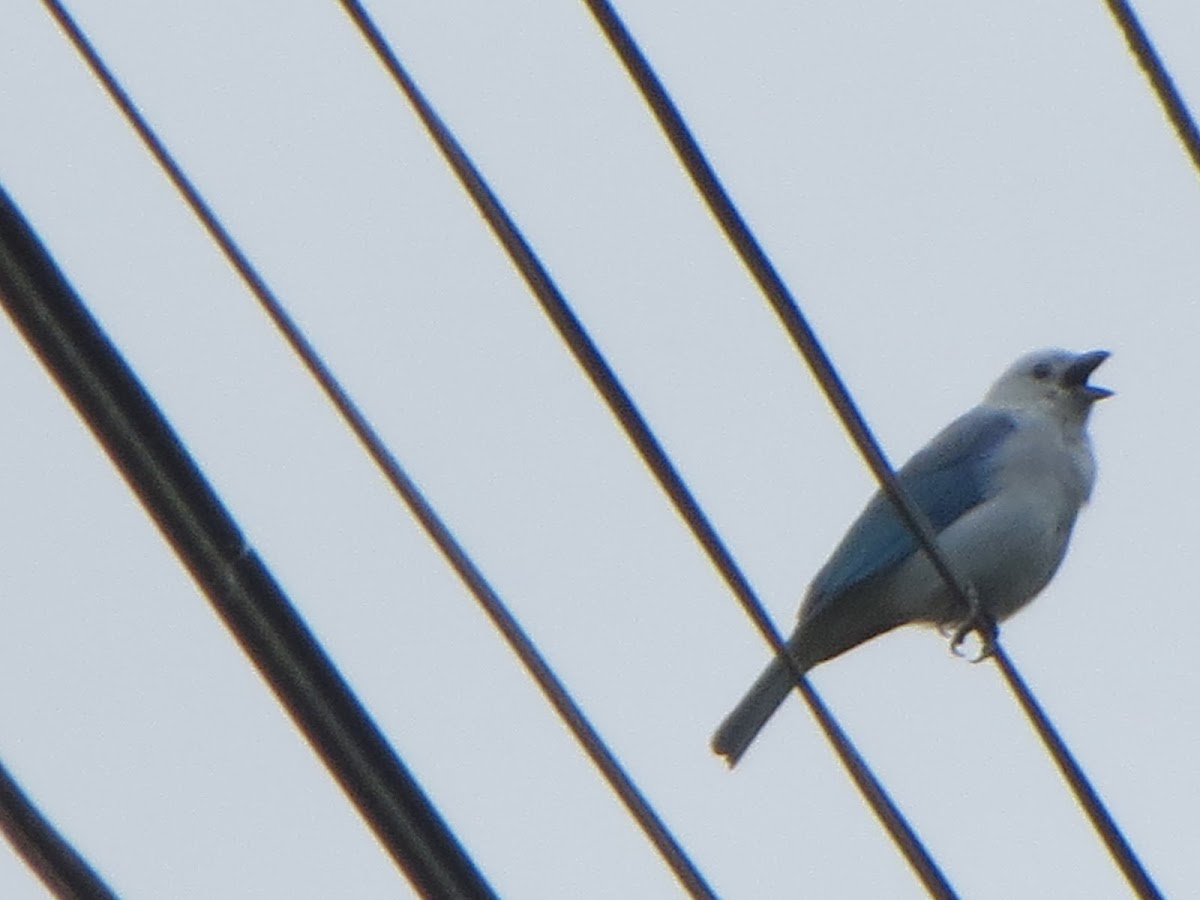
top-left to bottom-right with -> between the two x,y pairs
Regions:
949,585 -> 997,662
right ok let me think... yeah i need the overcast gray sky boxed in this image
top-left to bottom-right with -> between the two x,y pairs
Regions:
1,2 -> 1199,897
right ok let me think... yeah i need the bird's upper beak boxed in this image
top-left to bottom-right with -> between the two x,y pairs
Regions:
1062,350 -> 1113,401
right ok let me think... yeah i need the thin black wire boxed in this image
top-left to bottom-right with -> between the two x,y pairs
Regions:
337,2 -> 958,898
1103,0 -> 1200,174
38,3 -> 715,898
991,650 -> 1163,899
0,752 -> 117,899
584,0 -> 975,610
583,2 -> 1164,898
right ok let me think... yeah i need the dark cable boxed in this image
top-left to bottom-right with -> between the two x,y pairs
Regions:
991,649 -> 1163,899
582,2 -> 1163,897
583,0 -> 974,612
38,3 -> 713,897
1103,0 -> 1200,174
337,2 -> 957,897
0,184 -> 496,899
0,753 -> 117,899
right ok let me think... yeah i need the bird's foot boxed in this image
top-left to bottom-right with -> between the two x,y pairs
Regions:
949,586 -> 997,663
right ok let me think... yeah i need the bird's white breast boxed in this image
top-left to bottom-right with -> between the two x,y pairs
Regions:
887,408 -> 1097,626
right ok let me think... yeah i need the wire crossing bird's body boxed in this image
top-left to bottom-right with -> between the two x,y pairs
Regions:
713,349 -> 1111,765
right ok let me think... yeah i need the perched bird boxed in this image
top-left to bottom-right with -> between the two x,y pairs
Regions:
712,348 -> 1111,765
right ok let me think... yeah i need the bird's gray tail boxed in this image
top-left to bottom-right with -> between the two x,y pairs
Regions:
711,634 -> 808,766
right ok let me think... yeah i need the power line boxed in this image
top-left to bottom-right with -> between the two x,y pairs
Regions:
0,183 -> 496,899
1103,0 -> 1200,174
0,752 -> 117,899
991,649 -> 1163,899
38,2 -> 714,897
582,2 -> 1163,898
337,2 -> 958,897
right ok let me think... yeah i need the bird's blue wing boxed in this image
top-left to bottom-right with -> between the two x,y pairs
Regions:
807,408 -> 1017,610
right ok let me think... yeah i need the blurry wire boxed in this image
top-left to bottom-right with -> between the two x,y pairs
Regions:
0,184 -> 495,899
38,2 -> 716,897
337,2 -> 959,897
583,2 -> 1164,897
990,650 -> 1163,899
0,751 -> 117,899
1103,0 -> 1200,174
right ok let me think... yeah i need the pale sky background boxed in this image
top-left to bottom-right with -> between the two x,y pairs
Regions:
1,2 -> 1198,897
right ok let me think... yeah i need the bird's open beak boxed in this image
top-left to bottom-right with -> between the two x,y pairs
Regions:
1063,350 -> 1113,400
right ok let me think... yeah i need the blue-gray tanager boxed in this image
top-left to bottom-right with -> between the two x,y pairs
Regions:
712,348 -> 1111,765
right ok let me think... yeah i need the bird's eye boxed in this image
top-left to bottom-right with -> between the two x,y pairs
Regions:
1031,362 -> 1053,380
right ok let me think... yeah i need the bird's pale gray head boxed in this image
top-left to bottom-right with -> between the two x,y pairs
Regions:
985,349 -> 1112,421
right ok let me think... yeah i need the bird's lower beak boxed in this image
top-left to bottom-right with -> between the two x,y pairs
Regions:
1063,350 -> 1113,400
